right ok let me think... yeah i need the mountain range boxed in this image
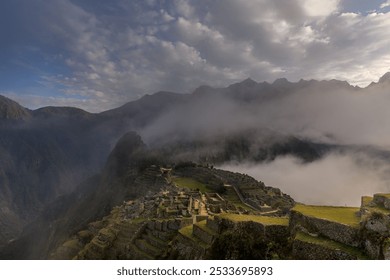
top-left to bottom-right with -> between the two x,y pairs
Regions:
1,73 -> 390,258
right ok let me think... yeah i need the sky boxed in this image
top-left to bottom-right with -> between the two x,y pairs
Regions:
1,0 -> 390,112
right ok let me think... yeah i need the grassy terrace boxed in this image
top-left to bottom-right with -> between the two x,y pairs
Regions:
361,195 -> 390,214
364,204 -> 390,215
295,231 -> 368,259
196,220 -> 217,235
128,244 -> 153,260
172,177 -> 210,193
219,213 -> 289,226
145,232 -> 167,247
178,225 -> 209,248
179,225 -> 194,238
361,196 -> 373,206
223,186 -> 253,211
292,204 -> 360,227
130,217 -> 147,224
375,193 -> 390,199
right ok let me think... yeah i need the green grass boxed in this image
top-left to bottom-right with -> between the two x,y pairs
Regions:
295,231 -> 368,259
361,196 -> 373,206
145,232 -> 167,247
219,213 -> 289,226
130,217 -> 147,224
128,244 -> 153,260
375,193 -> 390,199
365,204 -> 390,215
195,220 -> 217,235
223,186 -> 254,211
179,225 -> 194,238
361,195 -> 390,215
137,239 -> 160,254
77,230 -> 93,239
292,204 -> 360,227
173,177 -> 210,193
63,239 -> 80,250
179,225 -> 209,248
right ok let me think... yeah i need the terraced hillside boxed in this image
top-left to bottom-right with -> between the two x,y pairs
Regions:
49,164 -> 294,259
290,195 -> 390,259
49,163 -> 390,260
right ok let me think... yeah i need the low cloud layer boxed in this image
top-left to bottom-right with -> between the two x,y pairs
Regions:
141,79 -> 390,150
221,152 -> 390,206
139,79 -> 390,206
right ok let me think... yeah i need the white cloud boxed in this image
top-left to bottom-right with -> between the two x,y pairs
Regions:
9,0 -> 390,111
174,0 -> 195,19
299,0 -> 340,17
221,152 -> 390,206
381,1 -> 390,9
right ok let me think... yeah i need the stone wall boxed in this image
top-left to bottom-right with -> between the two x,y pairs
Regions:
373,194 -> 390,209
193,224 -> 215,244
290,210 -> 360,247
264,224 -> 289,241
170,233 -> 207,259
214,216 -> 289,243
292,239 -> 359,260
206,218 -> 221,233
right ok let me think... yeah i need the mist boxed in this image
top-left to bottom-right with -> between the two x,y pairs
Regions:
137,78 -> 390,205
140,79 -> 390,150
220,151 -> 390,206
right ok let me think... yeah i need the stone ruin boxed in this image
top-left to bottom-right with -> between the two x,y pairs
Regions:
290,193 -> 390,259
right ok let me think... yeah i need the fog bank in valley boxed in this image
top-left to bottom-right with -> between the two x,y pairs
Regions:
220,152 -> 390,206
138,77 -> 390,205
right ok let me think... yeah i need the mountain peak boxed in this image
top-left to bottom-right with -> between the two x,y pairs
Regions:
228,78 -> 258,90
0,95 -> 31,120
33,106 -> 92,119
273,77 -> 290,85
378,72 -> 390,84
240,77 -> 257,87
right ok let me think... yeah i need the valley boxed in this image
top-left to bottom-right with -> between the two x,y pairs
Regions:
2,74 -> 390,259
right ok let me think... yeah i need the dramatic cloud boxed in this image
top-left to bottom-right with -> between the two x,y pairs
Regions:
221,152 -> 390,206
1,0 -> 390,111
381,1 -> 390,9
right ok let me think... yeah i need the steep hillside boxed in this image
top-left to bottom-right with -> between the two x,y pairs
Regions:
49,163 -> 294,260
50,187 -> 390,260
1,74 -> 390,255
0,95 -> 31,121
0,132 -> 166,259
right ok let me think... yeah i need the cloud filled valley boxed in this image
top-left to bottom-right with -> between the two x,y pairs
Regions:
2,73 -> 390,258
133,76 -> 390,206
221,151 -> 390,206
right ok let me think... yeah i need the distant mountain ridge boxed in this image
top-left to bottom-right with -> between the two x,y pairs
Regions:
1,72 -> 390,257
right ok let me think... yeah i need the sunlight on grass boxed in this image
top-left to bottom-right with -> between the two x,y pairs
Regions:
296,231 -> 368,259
219,213 -> 289,226
173,177 -> 209,192
292,204 -> 360,227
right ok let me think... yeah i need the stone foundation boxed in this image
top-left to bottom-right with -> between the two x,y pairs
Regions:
292,239 -> 359,260
290,210 -> 360,247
